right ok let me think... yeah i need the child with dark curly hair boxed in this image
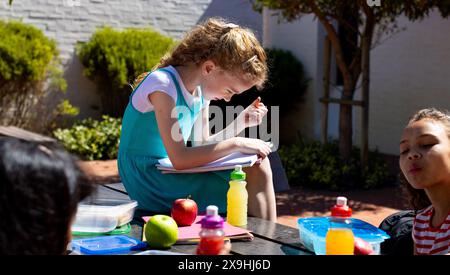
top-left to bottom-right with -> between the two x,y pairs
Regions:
399,108 -> 450,255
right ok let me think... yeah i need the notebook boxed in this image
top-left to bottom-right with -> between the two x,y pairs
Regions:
142,215 -> 254,244
156,152 -> 259,174
156,142 -> 274,174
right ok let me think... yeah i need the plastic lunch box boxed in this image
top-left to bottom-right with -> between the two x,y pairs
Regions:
71,235 -> 146,255
297,217 -> 390,255
71,198 -> 138,233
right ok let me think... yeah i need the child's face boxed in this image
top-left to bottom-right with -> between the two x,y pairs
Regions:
399,119 -> 450,190
201,67 -> 256,102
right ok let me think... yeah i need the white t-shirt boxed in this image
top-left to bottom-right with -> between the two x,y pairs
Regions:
131,66 -> 210,113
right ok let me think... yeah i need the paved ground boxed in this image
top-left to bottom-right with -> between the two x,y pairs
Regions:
276,185 -> 408,228
79,159 -> 408,229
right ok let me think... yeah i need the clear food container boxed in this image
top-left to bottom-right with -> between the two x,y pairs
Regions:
297,217 -> 390,255
71,198 -> 138,233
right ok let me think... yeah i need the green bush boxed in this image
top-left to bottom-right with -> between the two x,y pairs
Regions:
278,136 -> 393,190
0,20 -> 75,133
0,20 -> 56,81
53,116 -> 122,161
77,27 -> 176,117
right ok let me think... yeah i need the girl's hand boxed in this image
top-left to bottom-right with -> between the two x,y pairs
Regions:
238,97 -> 268,129
235,137 -> 272,159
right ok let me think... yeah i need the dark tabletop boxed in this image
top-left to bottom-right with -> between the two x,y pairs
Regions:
70,183 -> 314,255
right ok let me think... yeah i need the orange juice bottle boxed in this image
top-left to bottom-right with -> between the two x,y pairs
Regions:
226,165 -> 248,226
325,196 -> 354,255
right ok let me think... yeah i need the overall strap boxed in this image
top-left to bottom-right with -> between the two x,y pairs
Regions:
129,71 -> 153,100
159,68 -> 204,115
132,67 -> 203,114
128,68 -> 184,103
158,68 -> 190,110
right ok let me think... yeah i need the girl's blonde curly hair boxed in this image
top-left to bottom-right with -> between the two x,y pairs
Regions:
133,17 -> 267,90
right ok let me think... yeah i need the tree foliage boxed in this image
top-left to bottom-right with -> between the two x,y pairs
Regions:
253,0 -> 450,22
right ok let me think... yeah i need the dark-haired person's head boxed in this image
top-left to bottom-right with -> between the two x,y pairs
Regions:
0,137 -> 95,255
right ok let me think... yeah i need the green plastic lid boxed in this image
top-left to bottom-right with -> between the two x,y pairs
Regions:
72,223 -> 132,237
230,165 -> 246,180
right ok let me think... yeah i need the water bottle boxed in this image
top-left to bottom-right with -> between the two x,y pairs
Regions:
196,205 -> 225,255
325,196 -> 355,255
226,165 -> 248,226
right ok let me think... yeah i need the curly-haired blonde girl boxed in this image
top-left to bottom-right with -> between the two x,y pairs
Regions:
119,17 -> 276,229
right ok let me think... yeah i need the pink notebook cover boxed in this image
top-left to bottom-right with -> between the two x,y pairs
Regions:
142,215 -> 253,242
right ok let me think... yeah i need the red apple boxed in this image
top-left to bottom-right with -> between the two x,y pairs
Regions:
171,197 -> 198,226
354,237 -> 375,255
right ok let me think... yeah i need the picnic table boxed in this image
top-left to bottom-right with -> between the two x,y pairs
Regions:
70,182 -> 313,255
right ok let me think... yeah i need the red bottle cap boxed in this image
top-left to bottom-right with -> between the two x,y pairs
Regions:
331,196 -> 352,217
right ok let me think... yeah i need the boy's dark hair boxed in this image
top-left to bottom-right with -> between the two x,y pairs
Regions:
0,137 -> 95,255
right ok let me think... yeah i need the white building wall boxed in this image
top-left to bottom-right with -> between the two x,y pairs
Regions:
0,0 -> 262,119
354,11 -> 450,155
265,9 -> 450,155
263,9 -> 323,143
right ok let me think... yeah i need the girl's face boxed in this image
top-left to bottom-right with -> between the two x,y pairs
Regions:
200,64 -> 256,102
399,119 -> 450,190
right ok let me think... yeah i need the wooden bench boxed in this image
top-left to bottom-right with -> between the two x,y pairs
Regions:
0,126 -> 56,142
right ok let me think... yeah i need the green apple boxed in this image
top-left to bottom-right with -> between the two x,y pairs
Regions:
144,215 -> 178,249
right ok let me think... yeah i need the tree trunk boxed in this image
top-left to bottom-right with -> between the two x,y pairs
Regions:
361,33 -> 371,175
321,36 -> 331,144
339,86 -> 354,161
309,1 -> 358,161
360,6 -> 375,176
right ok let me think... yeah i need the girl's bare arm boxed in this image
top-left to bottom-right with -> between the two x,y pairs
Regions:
191,106 -> 245,146
149,92 -> 270,170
